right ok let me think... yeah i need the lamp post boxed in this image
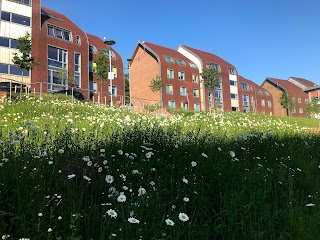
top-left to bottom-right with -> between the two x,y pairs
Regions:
126,58 -> 132,105
104,39 -> 116,106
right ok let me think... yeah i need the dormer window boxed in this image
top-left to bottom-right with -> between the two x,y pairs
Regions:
164,55 -> 175,64
47,25 -> 71,42
228,67 -> 236,75
176,58 -> 186,66
206,63 -> 220,70
189,62 -> 197,68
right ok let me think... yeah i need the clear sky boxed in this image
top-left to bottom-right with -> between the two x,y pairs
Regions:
41,0 -> 320,85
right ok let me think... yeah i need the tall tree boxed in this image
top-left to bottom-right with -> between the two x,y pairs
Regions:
280,91 -> 295,116
201,68 -> 221,111
57,68 -> 76,88
149,75 -> 163,105
93,49 -> 109,103
124,73 -> 130,104
12,31 -> 36,95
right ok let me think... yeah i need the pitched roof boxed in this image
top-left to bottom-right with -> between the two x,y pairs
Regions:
179,45 -> 236,69
266,78 -> 308,98
289,77 -> 316,88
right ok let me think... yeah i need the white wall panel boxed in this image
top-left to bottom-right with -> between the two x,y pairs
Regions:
2,0 -> 32,17
0,21 -> 31,39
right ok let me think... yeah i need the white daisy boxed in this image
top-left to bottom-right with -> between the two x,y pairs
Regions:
117,194 -> 127,203
107,209 -> 118,218
105,175 -> 114,184
191,161 -> 197,167
165,218 -> 175,226
178,213 -> 189,222
128,217 -> 140,224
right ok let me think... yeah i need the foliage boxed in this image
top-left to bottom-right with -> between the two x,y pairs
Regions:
93,49 -> 109,100
57,68 -> 76,86
0,95 -> 320,239
149,75 -> 163,93
125,73 -> 130,104
305,98 -> 320,118
280,91 -> 295,116
201,68 -> 221,110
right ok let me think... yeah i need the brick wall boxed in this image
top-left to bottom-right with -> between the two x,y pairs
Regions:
262,81 -> 287,116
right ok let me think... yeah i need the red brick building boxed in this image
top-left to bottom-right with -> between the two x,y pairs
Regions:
262,77 -> 313,117
0,0 -> 124,102
238,76 -> 274,115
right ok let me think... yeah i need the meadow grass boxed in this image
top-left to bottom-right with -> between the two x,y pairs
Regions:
0,95 -> 320,239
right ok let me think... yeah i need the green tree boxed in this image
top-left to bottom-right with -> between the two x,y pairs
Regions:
201,68 -> 221,111
57,68 -> 76,87
280,91 -> 295,116
93,49 -> 109,103
149,75 -> 163,105
124,73 -> 130,104
12,31 -> 36,95
305,98 -> 320,118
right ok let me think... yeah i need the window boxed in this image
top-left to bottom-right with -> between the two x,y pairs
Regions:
89,61 -> 93,72
261,99 -> 265,107
257,89 -> 263,95
167,69 -> 174,79
228,67 -> 236,75
305,98 -> 309,103
1,11 -> 30,26
74,53 -> 81,87
164,56 -> 175,64
193,88 -> 199,98
89,45 -> 98,54
206,63 -> 220,70
178,71 -> 185,80
194,103 -> 200,111
299,108 -> 303,113
176,58 -> 186,66
103,49 -> 116,60
292,108 -> 296,113
47,46 -> 68,91
8,0 -> 31,6
0,37 -> 10,47
298,98 -> 301,103
230,80 -> 237,86
48,25 -> 72,42
232,107 -> 238,111
292,97 -> 295,103
189,62 -> 197,68
242,94 -> 249,109
168,100 -> 175,108
108,85 -> 117,96
230,93 -> 238,99
181,102 -> 188,110
241,82 -> 248,90
264,91 -> 270,96
180,87 -> 187,96
76,35 -> 81,45
10,65 -> 28,76
192,74 -> 199,83
267,100 -> 272,107
0,64 -> 9,74
214,83 -> 223,107
166,84 -> 173,94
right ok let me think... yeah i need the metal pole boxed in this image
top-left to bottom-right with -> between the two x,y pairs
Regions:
109,47 -> 113,107
9,80 -> 12,102
40,82 -> 42,99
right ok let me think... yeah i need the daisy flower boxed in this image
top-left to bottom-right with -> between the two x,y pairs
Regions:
107,209 -> 118,218
178,213 -> 189,222
117,194 -> 127,203
165,218 -> 175,226
128,217 -> 140,224
105,175 -> 114,184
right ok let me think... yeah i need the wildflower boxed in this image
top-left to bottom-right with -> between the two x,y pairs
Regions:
107,209 -> 118,218
145,152 -> 152,159
182,177 -> 188,184
229,151 -> 235,158
178,213 -> 189,222
47,228 -> 53,232
138,186 -> 147,196
191,161 -> 197,167
58,149 -> 64,154
306,203 -> 315,207
48,161 -> 53,165
98,167 -> 103,172
183,197 -> 190,202
83,175 -> 91,182
2,235 -> 10,240
103,160 -> 108,165
105,175 -> 114,184
58,216 -> 62,220
38,213 -> 43,217
132,170 -> 140,175
165,218 -> 175,226
218,147 -> 222,151
117,194 -> 127,203
118,150 -> 123,155
201,153 -> 208,158
67,174 -> 76,179
123,186 -> 128,190
87,161 -> 93,167
149,181 -> 155,186
128,217 -> 140,224
100,149 -> 106,153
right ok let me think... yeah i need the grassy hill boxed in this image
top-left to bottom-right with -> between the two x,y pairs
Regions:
0,95 -> 320,239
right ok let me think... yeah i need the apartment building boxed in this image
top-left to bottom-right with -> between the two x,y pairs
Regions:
0,0 -> 124,102
238,76 -> 273,115
130,41 -> 201,111
262,77 -> 313,117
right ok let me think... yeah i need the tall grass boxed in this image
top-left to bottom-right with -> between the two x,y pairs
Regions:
0,95 -> 320,239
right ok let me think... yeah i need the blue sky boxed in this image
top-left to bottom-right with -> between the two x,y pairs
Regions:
41,0 -> 320,85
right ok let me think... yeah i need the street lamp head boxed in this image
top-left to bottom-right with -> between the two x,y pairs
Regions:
127,58 -> 132,62
104,39 -> 116,46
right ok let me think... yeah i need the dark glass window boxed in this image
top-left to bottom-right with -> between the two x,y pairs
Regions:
75,53 -> 80,65
23,0 -> 30,5
10,39 -> 18,48
48,26 -> 54,36
1,11 -> 10,21
56,29 -> 63,39
0,37 -> 10,47
10,65 -> 23,75
48,46 -> 58,60
11,14 -> 30,26
64,31 -> 70,41
0,64 -> 9,74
